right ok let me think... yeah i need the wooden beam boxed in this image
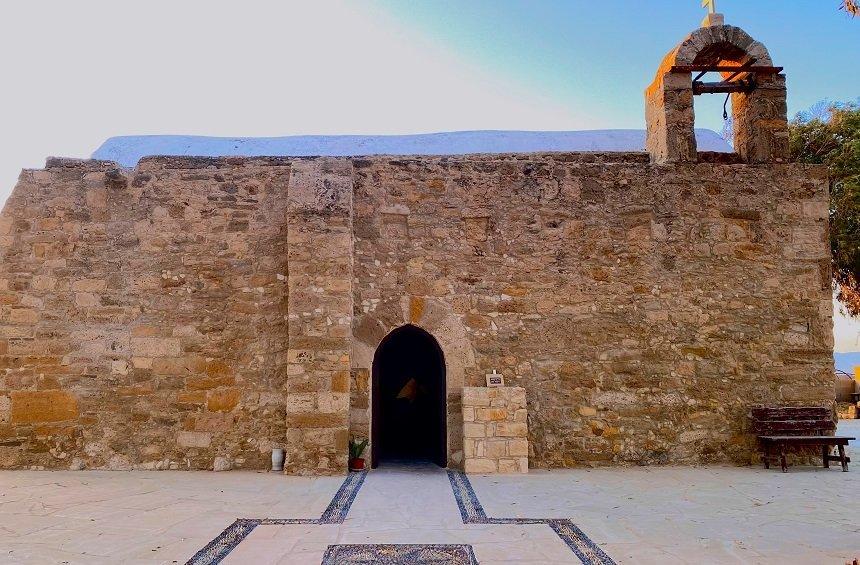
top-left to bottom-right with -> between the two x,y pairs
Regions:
723,59 -> 757,83
692,81 -> 753,94
671,65 -> 783,74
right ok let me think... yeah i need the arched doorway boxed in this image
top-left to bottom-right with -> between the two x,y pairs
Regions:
371,324 -> 446,468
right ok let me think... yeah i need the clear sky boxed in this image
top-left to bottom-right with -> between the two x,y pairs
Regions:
0,0 -> 858,348
374,0 -> 860,133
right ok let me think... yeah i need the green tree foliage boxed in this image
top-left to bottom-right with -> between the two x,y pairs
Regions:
790,102 -> 860,315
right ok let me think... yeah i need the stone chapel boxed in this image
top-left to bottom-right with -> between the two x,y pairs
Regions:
0,21 -> 833,474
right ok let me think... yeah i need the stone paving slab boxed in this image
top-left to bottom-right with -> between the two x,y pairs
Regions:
0,470 -> 345,564
470,465 -> 859,563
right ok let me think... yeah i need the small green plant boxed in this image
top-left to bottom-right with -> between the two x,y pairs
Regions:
349,438 -> 368,460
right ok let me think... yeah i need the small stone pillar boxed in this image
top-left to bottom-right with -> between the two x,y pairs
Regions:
645,69 -> 697,163
462,386 -> 528,474
732,74 -> 789,163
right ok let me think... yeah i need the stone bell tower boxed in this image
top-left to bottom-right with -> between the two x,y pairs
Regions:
645,12 -> 788,164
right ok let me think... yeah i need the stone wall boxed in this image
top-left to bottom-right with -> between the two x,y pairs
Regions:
0,157 -> 295,471
350,152 -> 832,468
0,150 -> 833,472
462,386 -> 528,473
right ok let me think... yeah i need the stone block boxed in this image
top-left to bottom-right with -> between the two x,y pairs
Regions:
30,275 -> 56,291
192,412 -> 234,433
177,431 -> 211,448
111,360 -> 129,375
131,325 -> 161,337
509,387 -> 527,408
463,439 -> 476,458
131,337 -> 181,358
516,457 -> 528,473
495,422 -> 528,438
0,395 -> 11,423
186,374 -> 234,391
131,357 -> 153,369
462,387 -> 490,406
9,309 -> 38,325
207,388 -> 240,412
71,279 -> 107,292
476,407 -> 508,422
331,370 -> 350,393
10,390 -> 77,424
701,12 -> 724,27
464,216 -> 489,241
151,357 -> 188,375
286,392 -> 316,412
508,438 -> 529,457
497,458 -> 522,473
474,439 -> 485,457
485,439 -> 508,458
286,412 -> 348,429
317,392 -> 349,413
464,458 -> 497,474
176,390 -> 206,405
213,456 -> 232,472
463,422 -> 486,438
74,293 -> 99,308
205,359 -> 231,376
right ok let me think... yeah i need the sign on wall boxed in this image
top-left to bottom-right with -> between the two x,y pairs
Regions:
485,370 -> 504,387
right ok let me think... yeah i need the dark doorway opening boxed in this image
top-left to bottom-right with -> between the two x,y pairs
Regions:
371,325 -> 446,468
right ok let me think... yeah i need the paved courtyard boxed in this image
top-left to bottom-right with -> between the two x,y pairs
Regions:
1,421 -> 857,564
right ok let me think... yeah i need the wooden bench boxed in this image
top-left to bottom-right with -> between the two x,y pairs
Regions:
751,406 -> 855,472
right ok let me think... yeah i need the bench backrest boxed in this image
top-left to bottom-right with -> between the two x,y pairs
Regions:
750,406 -> 835,436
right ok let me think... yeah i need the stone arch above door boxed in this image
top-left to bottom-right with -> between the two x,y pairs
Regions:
351,295 -> 476,468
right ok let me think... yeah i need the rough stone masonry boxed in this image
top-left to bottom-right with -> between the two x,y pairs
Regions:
0,23 -> 834,474
462,386 -> 529,474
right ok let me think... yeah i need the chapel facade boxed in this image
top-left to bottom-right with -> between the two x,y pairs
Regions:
0,23 -> 834,474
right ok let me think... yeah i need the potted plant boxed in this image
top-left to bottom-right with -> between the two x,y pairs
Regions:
349,438 -> 368,471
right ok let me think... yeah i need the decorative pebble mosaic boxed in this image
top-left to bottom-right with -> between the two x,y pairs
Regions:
185,471 -> 367,564
187,469 -> 615,565
446,470 -> 616,565
186,519 -> 259,565
321,544 -> 478,564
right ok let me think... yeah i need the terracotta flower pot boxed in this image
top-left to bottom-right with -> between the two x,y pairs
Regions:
349,457 -> 365,471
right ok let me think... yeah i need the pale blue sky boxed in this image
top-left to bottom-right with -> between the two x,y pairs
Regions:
373,0 -> 860,132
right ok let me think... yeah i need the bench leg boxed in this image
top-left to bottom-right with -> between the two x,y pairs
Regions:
822,445 -> 830,468
779,444 -> 787,473
838,444 -> 848,472
763,444 -> 770,469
